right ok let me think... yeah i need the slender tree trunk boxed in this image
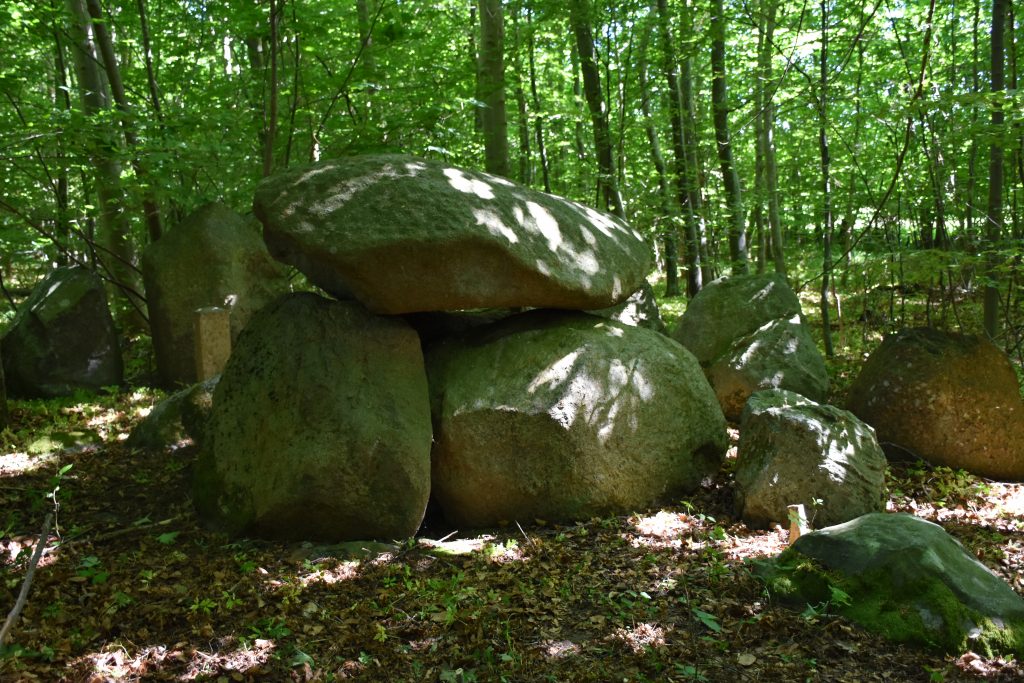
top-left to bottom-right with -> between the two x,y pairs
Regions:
966,0 -> 982,247
638,16 -> 680,296
262,0 -> 279,177
984,0 -> 1009,339
759,0 -> 786,277
710,0 -> 748,274
657,0 -> 701,295
85,0 -> 162,242
511,3 -> 532,184
66,0 -> 144,320
526,2 -> 551,192
0,345 -> 7,430
819,0 -> 834,357
680,1 -> 713,284
52,18 -> 72,263
356,0 -> 377,78
137,0 -> 162,120
477,0 -> 511,177
568,0 -> 625,218
569,45 -> 588,196
283,2 -> 302,169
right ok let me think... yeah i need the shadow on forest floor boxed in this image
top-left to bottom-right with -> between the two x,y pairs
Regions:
0,391 -> 1022,682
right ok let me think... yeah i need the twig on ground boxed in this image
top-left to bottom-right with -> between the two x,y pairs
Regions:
0,513 -> 53,647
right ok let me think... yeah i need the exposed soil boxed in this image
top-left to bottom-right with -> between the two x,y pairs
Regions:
0,397 -> 1022,682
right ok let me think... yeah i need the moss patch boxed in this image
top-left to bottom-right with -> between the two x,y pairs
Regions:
753,547 -> 1024,658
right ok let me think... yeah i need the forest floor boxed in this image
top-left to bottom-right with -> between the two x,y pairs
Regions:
0,389 -> 1022,683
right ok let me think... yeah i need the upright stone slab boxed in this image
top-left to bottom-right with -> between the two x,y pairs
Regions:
142,202 -> 287,387
254,154 -> 654,313
1,267 -> 122,398
426,310 -> 727,527
194,293 -> 432,542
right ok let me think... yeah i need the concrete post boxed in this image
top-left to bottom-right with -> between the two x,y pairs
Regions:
194,307 -> 231,382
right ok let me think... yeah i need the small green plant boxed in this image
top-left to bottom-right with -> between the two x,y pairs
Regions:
76,555 -> 109,585
189,597 -> 217,616
691,607 -> 722,633
673,663 -> 709,682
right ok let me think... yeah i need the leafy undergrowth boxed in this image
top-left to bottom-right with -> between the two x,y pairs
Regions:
0,394 -> 1022,682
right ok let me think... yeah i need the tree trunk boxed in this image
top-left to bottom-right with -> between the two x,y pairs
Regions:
478,0 -> 511,178
819,0 -> 834,358
85,0 -> 162,242
638,14 -> 680,296
758,0 -> 786,277
983,0 -> 1008,339
657,0 -> 701,296
568,0 -> 625,218
680,1 -> 713,284
66,0 -> 144,321
710,0 -> 747,274
52,16 -> 72,263
0,343 -> 7,429
511,3 -> 532,184
262,0 -> 279,178
526,2 -> 551,192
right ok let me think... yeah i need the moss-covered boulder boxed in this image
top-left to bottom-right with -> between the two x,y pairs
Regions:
670,274 -> 827,420
754,513 -> 1024,658
2,266 -> 122,398
253,154 -> 653,314
426,310 -> 727,528
142,202 -> 288,388
671,273 -> 801,365
847,327 -> 1024,481
0,342 -> 7,429
735,390 -> 886,528
194,293 -> 432,542
705,316 -> 829,421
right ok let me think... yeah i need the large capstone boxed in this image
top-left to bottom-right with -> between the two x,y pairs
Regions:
253,154 -> 653,313
426,310 -> 727,528
734,390 -> 886,528
142,202 -> 288,388
672,273 -> 827,420
2,266 -> 122,398
193,293 -> 432,541
846,327 -> 1024,481
755,513 -> 1024,658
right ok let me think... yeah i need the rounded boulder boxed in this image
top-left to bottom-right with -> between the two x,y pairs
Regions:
426,310 -> 727,528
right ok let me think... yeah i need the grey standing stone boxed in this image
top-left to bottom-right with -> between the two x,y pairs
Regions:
194,293 -> 432,542
142,202 -> 287,388
1,267 -> 122,398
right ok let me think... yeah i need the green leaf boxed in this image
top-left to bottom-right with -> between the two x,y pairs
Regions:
692,608 -> 722,633
156,531 -> 180,545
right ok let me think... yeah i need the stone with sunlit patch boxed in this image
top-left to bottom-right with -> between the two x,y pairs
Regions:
425,310 -> 727,528
1,266 -> 122,398
705,316 -> 829,421
671,273 -> 827,421
847,327 -> 1024,481
734,389 -> 886,529
193,293 -> 432,542
671,272 -> 802,365
253,155 -> 653,314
